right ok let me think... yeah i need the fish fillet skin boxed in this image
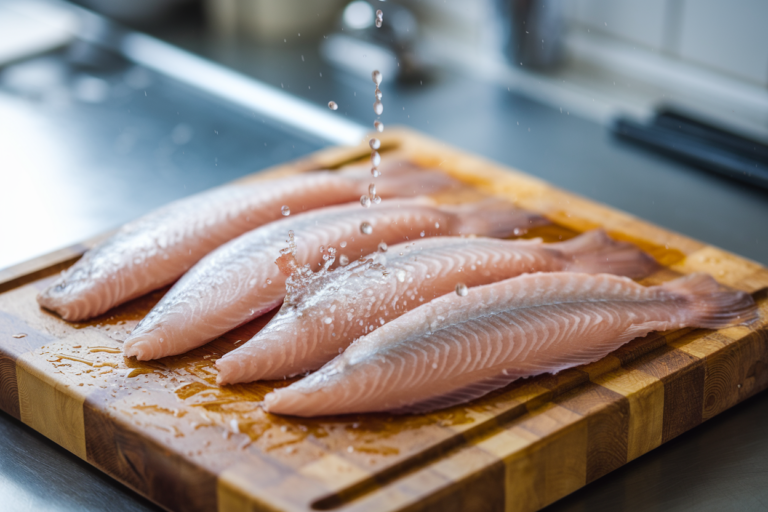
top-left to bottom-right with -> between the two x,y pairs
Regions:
216,229 -> 658,384
36,164 -> 456,321
123,198 -> 545,360
264,272 -> 757,417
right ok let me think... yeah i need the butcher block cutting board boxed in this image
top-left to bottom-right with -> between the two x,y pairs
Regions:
1,128 -> 767,512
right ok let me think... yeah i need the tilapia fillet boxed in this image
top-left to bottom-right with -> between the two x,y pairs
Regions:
124,199 -> 545,360
216,230 -> 658,384
37,165 -> 455,321
264,272 -> 757,417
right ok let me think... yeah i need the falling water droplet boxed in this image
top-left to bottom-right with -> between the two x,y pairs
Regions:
281,205 -> 290,216
378,242 -> 388,252
372,195 -> 381,204
328,101 -> 338,110
375,88 -> 383,101
369,138 -> 381,150
375,17 -> 383,28
371,151 -> 381,167
372,70 -> 382,86
455,283 -> 468,296
339,254 -> 349,266
373,100 -> 383,115
360,195 -> 371,208
371,168 -> 381,178
368,183 -> 377,196
360,222 -> 373,235
374,120 -> 384,132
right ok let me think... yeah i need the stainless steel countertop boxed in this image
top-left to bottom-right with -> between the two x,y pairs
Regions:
1,5 -> 767,511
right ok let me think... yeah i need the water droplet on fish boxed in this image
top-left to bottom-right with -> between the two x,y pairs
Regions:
371,168 -> 381,178
328,101 -> 338,110
360,222 -> 373,235
12,333 -> 27,339
369,138 -> 381,150
378,242 -> 387,252
339,254 -> 349,266
374,88 -> 382,101
324,317 -> 333,324
396,269 -> 406,282
455,283 -> 468,296
373,100 -> 383,115
435,222 -> 440,228
347,445 -> 354,453
372,70 -> 382,86
420,231 -> 426,237
360,195 -> 371,208
432,363 -> 437,369
340,241 -> 347,248
319,245 -> 325,253
513,228 -> 526,236
502,369 -> 509,376
374,120 -> 384,132
371,151 -> 381,167
281,205 -> 290,216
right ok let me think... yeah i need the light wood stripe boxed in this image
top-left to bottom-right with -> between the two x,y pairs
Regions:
16,350 -> 88,459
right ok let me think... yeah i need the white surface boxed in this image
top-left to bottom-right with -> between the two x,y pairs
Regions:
569,0 -> 669,51
676,0 -> 768,86
0,1 -> 76,65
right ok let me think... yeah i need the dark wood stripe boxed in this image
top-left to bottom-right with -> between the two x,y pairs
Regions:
555,383 -> 630,483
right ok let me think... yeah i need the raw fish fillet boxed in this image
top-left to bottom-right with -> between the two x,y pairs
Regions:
37,164 -> 456,321
217,229 -> 658,384
264,272 -> 757,416
124,198 -> 546,360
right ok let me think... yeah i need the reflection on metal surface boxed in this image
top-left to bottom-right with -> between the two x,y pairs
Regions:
120,33 -> 367,146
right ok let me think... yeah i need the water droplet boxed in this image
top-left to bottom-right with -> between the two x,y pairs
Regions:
360,195 -> 371,208
455,283 -> 468,296
372,70 -> 382,86
324,317 -> 333,324
371,151 -> 381,167
319,245 -> 325,253
340,241 -> 347,248
328,101 -> 338,110
369,138 -> 381,150
360,222 -> 373,235
374,120 -> 384,132
266,279 -> 272,285
373,195 -> 381,204
373,100 -> 383,115
435,222 -> 440,228
420,231 -> 425,237
375,88 -> 383,101
375,17 -> 383,28
396,269 -> 406,282
339,254 -> 349,266
371,168 -> 381,178
281,205 -> 290,216
378,242 -> 388,252
432,362 -> 438,369
513,227 -> 526,236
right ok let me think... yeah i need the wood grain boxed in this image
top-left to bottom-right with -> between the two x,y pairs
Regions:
0,128 -> 766,512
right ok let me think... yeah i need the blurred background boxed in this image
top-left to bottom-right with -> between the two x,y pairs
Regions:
0,2 -> 767,509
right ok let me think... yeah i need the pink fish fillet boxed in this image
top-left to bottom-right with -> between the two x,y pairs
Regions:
264,272 -> 757,417
216,229 -> 659,384
36,163 -> 456,321
123,198 -> 546,360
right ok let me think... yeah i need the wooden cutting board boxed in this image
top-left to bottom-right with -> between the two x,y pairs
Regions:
1,128 -> 766,512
